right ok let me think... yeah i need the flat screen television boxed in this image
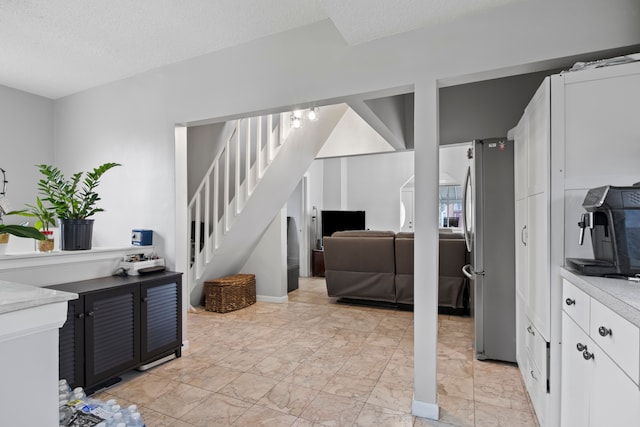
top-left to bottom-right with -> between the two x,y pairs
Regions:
321,210 -> 366,244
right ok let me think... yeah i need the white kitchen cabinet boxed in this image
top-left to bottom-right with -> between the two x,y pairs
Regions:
560,278 -> 640,427
513,116 -> 528,201
560,313 -> 589,427
526,79 -> 550,197
527,191 -> 550,340
515,198 -> 528,302
512,61 -> 640,427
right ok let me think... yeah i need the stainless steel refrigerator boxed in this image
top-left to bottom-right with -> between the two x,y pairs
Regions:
462,138 -> 516,363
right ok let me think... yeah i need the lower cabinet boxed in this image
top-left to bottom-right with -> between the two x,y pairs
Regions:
48,272 -> 182,392
561,279 -> 640,427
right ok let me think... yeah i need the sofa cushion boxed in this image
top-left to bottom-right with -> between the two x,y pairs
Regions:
331,230 -> 396,238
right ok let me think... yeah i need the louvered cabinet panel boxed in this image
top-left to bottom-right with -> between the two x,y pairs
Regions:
58,298 -> 84,389
47,272 -> 182,392
140,277 -> 182,363
84,284 -> 140,389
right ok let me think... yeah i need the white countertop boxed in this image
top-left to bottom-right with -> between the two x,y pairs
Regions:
0,280 -> 77,315
561,268 -> 640,328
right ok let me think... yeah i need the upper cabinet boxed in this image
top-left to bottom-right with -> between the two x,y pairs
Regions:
526,79 -> 551,197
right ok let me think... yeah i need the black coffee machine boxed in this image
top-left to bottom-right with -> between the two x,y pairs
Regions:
566,184 -> 640,277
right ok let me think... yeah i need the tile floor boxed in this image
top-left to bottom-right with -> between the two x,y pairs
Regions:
94,277 -> 540,426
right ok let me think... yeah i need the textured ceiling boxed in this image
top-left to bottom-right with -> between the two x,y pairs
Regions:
0,0 -> 521,99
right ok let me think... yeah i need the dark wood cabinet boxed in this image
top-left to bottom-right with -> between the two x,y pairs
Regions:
47,272 -> 182,392
312,249 -> 325,277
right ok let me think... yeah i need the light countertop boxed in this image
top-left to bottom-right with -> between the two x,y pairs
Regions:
561,268 -> 640,328
0,280 -> 77,315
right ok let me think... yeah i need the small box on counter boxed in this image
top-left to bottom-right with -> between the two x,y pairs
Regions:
132,229 -> 153,246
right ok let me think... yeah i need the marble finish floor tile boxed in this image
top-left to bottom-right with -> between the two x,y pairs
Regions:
299,391 -> 365,426
93,278 -> 540,427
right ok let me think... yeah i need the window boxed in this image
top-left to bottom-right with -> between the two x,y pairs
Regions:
439,185 -> 462,228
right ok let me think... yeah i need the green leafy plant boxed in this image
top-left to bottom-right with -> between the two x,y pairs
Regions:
9,197 -> 57,231
0,223 -> 45,240
36,163 -> 121,220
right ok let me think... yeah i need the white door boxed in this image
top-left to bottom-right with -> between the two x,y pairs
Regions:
527,191 -> 550,341
560,313 -> 590,427
590,339 -> 640,426
400,189 -> 414,232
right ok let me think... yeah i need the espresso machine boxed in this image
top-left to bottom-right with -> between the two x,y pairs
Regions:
566,184 -> 640,277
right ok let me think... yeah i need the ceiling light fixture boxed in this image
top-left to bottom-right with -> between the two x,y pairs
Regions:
307,107 -> 319,121
290,107 -> 320,129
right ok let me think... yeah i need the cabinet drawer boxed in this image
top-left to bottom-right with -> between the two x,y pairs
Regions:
524,354 -> 547,427
525,319 -> 548,378
562,279 -> 590,331
590,298 -> 640,384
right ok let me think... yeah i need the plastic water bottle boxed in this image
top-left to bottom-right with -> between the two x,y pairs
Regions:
127,412 -> 144,427
58,379 -> 72,400
72,387 -> 86,400
108,412 -> 124,427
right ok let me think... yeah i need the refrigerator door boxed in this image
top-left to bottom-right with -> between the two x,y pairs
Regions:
474,138 -> 516,362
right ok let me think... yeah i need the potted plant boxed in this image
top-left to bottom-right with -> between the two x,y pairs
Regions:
10,197 -> 57,252
0,222 -> 45,254
36,162 -> 121,250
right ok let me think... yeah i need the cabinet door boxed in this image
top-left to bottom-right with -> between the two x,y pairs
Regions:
513,117 -> 528,201
590,340 -> 640,426
526,78 -> 550,197
527,192 -> 550,340
58,298 -> 85,389
560,312 -> 590,427
84,284 -> 140,389
515,198 -> 528,301
140,276 -> 182,364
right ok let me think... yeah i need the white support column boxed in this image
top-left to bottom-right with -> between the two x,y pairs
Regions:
412,80 -> 440,420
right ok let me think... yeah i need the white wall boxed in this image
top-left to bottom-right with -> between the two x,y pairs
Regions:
316,108 -> 393,158
344,151 -> 414,232
48,0 -> 640,416
241,209 -> 287,302
440,144 -> 470,187
186,122 -> 228,199
0,85 -> 54,222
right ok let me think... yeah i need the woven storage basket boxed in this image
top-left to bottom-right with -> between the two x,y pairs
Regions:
204,274 -> 256,313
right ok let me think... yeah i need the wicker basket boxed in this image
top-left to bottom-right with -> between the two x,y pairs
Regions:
204,274 -> 256,313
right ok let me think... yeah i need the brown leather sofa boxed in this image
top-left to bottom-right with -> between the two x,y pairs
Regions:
323,230 -> 468,309
323,231 -> 397,303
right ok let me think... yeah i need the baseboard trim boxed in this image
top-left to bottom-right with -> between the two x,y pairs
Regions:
257,295 -> 288,303
412,399 -> 439,420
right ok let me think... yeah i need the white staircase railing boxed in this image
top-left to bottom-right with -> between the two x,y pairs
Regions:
187,112 -> 292,285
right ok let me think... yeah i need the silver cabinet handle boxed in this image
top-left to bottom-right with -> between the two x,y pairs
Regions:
598,326 -> 612,337
583,350 -> 594,360
521,225 -> 527,246
576,343 -> 587,352
527,326 -> 535,336
565,298 -> 576,306
530,370 -> 538,381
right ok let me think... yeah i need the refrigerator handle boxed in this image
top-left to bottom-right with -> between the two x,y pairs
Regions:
462,166 -> 472,252
462,264 -> 474,279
